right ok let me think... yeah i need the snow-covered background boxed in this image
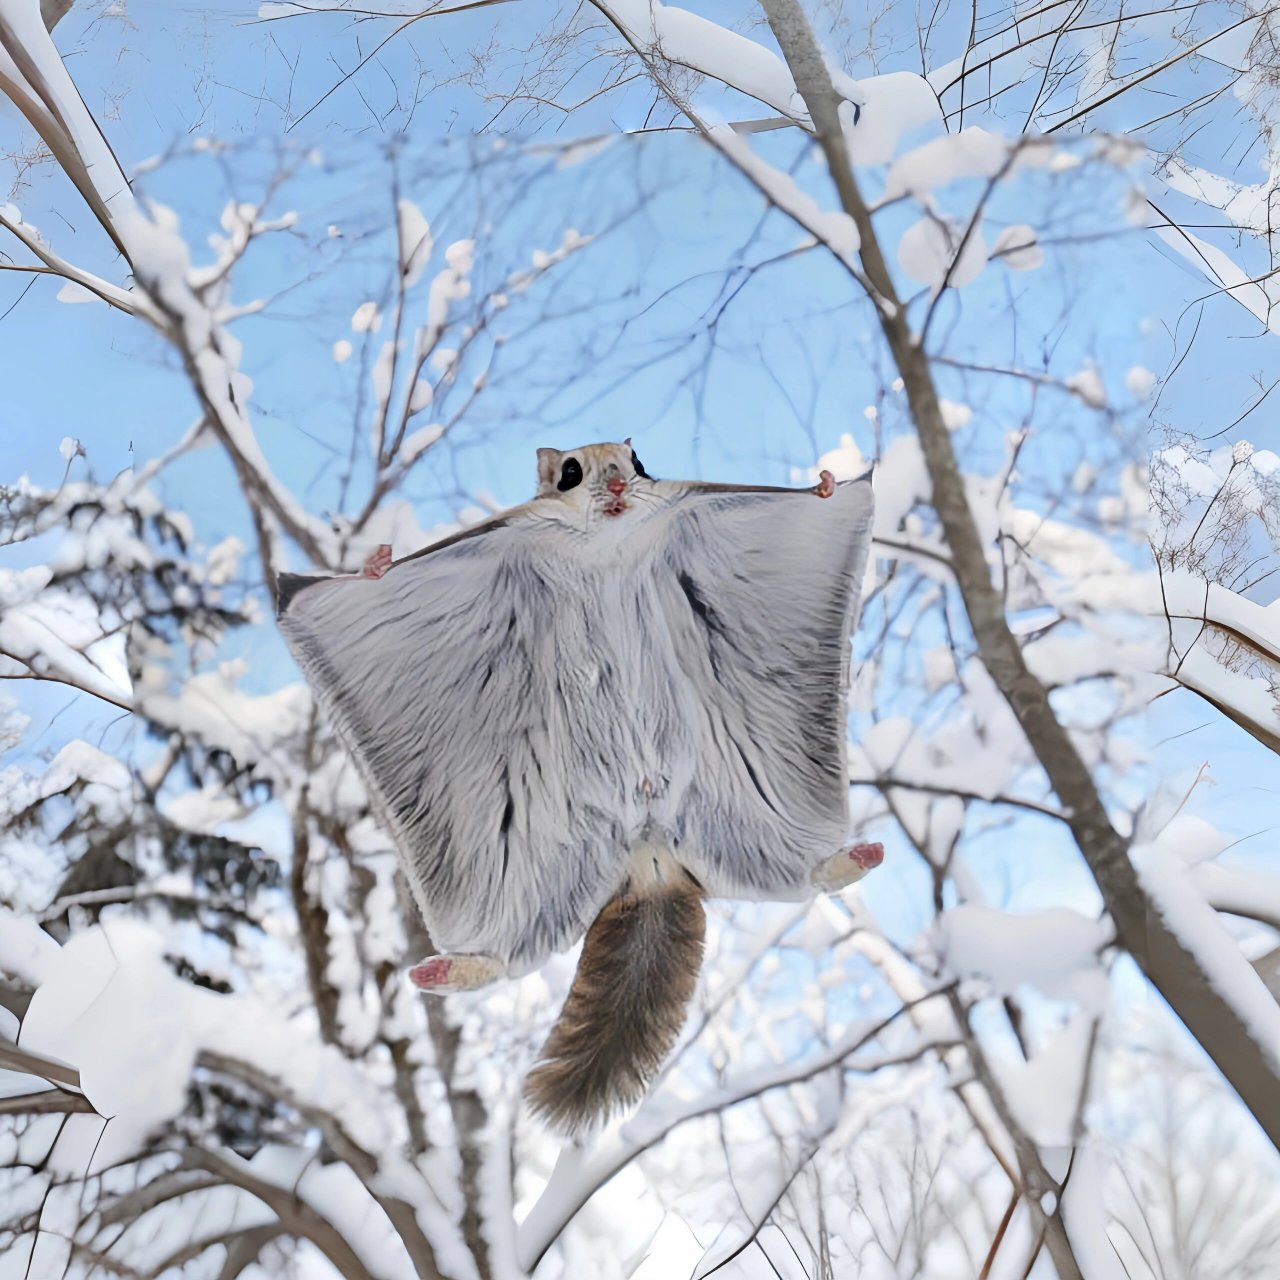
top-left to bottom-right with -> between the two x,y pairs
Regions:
2,1 -> 1279,1277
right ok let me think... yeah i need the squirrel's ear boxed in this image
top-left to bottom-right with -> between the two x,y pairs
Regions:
536,447 -> 560,493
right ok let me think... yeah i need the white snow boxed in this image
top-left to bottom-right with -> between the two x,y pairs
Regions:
0,907 -> 59,986
1124,365 -> 1156,398
372,340 -> 397,409
1135,842 -> 1280,1072
1156,223 -> 1280,338
55,280 -> 100,304
938,905 -> 1111,1005
19,917 -> 414,1170
883,127 -> 1012,201
164,784 -> 247,836
352,300 -> 382,333
845,72 -> 943,166
897,215 -> 987,288
1159,569 -> 1280,667
396,198 -> 433,286
939,398 -> 972,430
420,242 -> 475,356
0,571 -> 135,706
987,1009 -> 1098,1147
5,4 -> 1280,1274
408,379 -> 434,413
136,664 -> 312,777
607,0 -> 804,122
1065,364 -> 1106,408
400,424 -> 443,465
991,223 -> 1044,271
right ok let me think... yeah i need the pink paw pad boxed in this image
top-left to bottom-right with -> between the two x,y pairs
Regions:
850,842 -> 884,869
408,957 -> 452,989
361,544 -> 393,579
816,470 -> 836,499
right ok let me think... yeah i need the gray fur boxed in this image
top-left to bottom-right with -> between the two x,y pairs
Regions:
278,444 -> 874,974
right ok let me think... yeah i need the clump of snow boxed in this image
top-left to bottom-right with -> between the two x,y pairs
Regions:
164,784 -> 246,836
40,740 -> 132,812
1134,831 -> 1280,1071
898,216 -> 987,288
607,0 -> 804,122
372,340 -> 397,407
1066,364 -> 1106,408
444,238 -> 474,274
1231,440 -> 1254,465
0,571 -> 135,705
351,301 -> 381,333
136,662 -> 310,779
939,399 -> 972,430
21,923 -> 200,1156
938,905 -> 1112,1006
408,379 -> 434,413
19,917 -> 411,1172
0,907 -> 59,986
399,424 -> 443,466
332,338 -> 353,363
205,536 -> 245,588
56,281 -> 100,304
845,71 -> 943,166
884,127 -> 1011,201
991,224 -> 1044,271
921,646 -> 956,691
396,198 -> 433,286
1124,365 -> 1155,398
418,242 -> 476,355
988,1010 -> 1099,1146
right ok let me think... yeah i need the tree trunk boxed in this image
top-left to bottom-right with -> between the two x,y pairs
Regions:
757,0 -> 1280,1157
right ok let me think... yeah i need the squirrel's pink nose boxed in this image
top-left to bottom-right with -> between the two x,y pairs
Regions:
607,477 -> 626,496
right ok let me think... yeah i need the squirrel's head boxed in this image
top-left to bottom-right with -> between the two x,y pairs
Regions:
535,440 -> 654,519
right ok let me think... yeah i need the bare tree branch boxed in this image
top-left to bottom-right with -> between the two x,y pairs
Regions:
751,0 -> 1280,1155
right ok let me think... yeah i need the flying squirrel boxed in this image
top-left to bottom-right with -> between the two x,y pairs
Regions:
277,441 -> 881,1134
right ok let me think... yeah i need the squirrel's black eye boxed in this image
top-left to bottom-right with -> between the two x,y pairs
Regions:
557,457 -> 583,491
630,450 -> 650,480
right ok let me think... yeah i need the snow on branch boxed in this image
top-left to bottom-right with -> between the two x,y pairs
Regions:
598,0 -> 813,124
0,2 -> 340,570
0,470 -> 249,716
742,0 -> 1280,1161
517,986 -> 954,1270
1135,832 -> 1280,1074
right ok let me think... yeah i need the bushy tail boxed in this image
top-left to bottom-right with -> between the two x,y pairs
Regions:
524,874 -> 705,1135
